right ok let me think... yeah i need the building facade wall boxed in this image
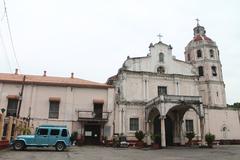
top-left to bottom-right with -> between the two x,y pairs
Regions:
0,82 -> 114,136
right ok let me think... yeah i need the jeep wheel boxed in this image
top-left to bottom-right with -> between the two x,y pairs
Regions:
13,141 -> 25,151
55,142 -> 65,151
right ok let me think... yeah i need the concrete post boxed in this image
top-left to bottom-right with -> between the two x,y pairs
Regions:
0,113 -> 4,140
14,118 -> 20,139
200,117 -> 205,145
160,116 -> 166,147
6,116 -> 13,141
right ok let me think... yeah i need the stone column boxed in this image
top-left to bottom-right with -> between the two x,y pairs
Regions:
146,122 -> 151,145
180,120 -> 185,145
6,116 -> 13,141
160,116 -> 166,147
0,113 -> 4,140
200,117 -> 205,145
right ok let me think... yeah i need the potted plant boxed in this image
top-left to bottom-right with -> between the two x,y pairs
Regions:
135,130 -> 145,148
151,134 -> 161,149
205,133 -> 215,148
185,132 -> 195,146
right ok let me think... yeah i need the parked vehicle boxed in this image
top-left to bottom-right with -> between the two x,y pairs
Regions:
13,124 -> 70,151
112,134 -> 129,148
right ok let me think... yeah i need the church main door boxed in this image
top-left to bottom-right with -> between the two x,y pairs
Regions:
153,115 -> 173,146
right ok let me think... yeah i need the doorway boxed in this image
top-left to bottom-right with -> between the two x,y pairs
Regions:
84,124 -> 101,145
153,115 -> 173,146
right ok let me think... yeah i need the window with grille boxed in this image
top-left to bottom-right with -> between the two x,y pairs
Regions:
49,101 -> 60,119
158,86 -> 167,96
185,120 -> 194,132
130,118 -> 139,131
6,98 -> 18,117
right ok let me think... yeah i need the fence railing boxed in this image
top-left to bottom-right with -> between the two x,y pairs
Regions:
76,110 -> 110,122
0,114 -> 29,142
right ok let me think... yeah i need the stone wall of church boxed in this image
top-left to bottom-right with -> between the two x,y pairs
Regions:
123,42 -> 195,75
119,71 -> 199,102
205,108 -> 240,140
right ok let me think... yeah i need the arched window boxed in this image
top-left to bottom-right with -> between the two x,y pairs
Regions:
157,66 -> 165,74
197,49 -> 202,58
159,53 -> 164,62
212,66 -> 217,76
187,54 -> 190,61
210,49 -> 214,58
198,66 -> 204,76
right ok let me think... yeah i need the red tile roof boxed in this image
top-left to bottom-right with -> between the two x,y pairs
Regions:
193,35 -> 212,42
0,73 -> 113,89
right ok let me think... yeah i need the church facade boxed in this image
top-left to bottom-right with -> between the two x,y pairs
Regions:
0,23 -> 240,146
107,23 -> 240,146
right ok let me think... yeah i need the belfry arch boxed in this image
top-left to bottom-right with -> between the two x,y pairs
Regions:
145,95 -> 205,147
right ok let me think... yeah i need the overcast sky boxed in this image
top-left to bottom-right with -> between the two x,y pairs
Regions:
0,0 -> 239,104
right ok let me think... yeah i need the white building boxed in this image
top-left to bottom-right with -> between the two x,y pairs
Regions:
0,71 -> 114,144
107,23 -> 240,147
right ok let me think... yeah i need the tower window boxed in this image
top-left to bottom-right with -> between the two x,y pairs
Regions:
198,66 -> 204,77
210,49 -> 214,58
159,53 -> 164,62
157,66 -> 165,74
212,66 -> 217,76
187,54 -> 190,61
197,50 -> 202,58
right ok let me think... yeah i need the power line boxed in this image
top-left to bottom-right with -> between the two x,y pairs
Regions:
0,27 -> 12,72
3,0 -> 20,70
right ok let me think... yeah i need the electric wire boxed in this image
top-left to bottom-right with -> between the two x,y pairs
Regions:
3,0 -> 20,70
0,26 -> 12,72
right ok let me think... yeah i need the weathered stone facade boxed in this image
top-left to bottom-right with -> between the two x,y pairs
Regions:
108,23 -> 240,146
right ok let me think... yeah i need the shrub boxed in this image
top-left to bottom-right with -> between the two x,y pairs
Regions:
186,132 -> 195,141
135,130 -> 145,142
153,134 -> 161,144
205,133 -> 215,148
185,132 -> 195,146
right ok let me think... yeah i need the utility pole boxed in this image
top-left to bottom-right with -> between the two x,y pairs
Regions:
17,75 -> 26,118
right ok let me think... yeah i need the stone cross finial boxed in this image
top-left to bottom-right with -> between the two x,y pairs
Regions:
195,18 -> 200,26
157,34 -> 163,42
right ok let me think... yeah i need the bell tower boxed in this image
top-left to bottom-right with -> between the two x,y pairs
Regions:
184,20 -> 227,108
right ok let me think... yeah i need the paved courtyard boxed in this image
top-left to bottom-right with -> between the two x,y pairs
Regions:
0,145 -> 240,160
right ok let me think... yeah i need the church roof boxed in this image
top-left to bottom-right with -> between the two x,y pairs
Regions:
0,73 -> 113,89
193,35 -> 212,42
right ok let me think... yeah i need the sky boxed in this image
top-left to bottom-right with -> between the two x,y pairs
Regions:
0,0 -> 239,104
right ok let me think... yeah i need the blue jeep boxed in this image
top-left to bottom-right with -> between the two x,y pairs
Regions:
13,125 -> 70,151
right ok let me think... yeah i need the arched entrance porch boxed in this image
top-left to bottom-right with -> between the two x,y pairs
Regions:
145,95 -> 205,147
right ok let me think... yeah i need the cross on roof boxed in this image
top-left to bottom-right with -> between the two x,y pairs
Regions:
157,34 -> 163,42
195,18 -> 200,26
